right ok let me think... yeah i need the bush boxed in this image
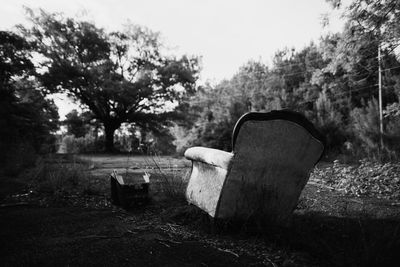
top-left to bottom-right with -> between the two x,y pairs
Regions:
383,115 -> 400,159
27,157 -> 100,197
307,90 -> 348,157
60,130 -> 177,155
138,129 -> 178,155
0,141 -> 38,176
144,156 -> 190,202
351,99 -> 400,160
61,134 -> 104,153
351,99 -> 380,157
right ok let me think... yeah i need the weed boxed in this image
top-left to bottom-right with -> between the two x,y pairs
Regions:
144,155 -> 190,202
27,156 -> 101,197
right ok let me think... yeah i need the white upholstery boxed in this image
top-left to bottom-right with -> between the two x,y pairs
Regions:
184,147 -> 233,170
184,147 -> 234,217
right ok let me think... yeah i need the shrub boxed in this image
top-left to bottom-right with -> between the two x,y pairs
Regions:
144,156 -> 190,202
27,157 -> 102,197
383,115 -> 400,159
351,99 -> 380,157
308,90 -> 348,157
0,141 -> 38,176
61,134 -> 104,153
351,99 -> 400,160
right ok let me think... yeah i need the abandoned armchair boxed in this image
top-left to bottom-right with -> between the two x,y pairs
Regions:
184,110 -> 325,225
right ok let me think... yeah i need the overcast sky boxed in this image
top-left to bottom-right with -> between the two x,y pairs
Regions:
1,0 -> 345,117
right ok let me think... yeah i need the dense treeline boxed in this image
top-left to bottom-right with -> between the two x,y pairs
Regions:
182,0 -> 400,160
1,0 -> 400,163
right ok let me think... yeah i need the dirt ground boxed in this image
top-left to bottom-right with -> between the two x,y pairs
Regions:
0,206 -> 266,266
1,155 -> 400,266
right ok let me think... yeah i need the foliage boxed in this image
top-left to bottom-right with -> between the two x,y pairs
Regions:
63,109 -> 92,138
184,64 -> 265,151
327,0 -> 400,49
26,157 -> 104,200
61,134 -> 104,154
310,89 -> 347,155
21,8 -> 199,152
384,115 -> 400,154
350,99 -> 400,159
385,102 -> 400,118
350,99 -> 381,156
145,129 -> 177,155
0,31 -> 34,86
180,0 -> 400,160
0,80 -> 59,154
1,141 -> 38,176
144,156 -> 189,202
3,2 -> 399,160
0,31 -> 59,174
59,129 -> 177,155
170,124 -> 197,154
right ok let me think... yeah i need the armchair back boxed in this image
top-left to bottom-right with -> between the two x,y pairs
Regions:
216,110 -> 325,223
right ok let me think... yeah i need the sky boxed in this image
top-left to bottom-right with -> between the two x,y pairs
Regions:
1,0 -> 345,118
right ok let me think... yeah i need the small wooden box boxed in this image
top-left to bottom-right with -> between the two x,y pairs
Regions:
110,170 -> 150,208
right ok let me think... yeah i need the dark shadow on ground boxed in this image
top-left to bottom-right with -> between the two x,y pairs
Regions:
163,201 -> 400,267
283,212 -> 400,267
0,205 -> 264,267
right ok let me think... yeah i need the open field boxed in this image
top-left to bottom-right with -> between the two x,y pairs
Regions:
1,154 -> 400,266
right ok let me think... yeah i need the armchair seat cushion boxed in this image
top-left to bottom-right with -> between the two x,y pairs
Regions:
184,146 -> 233,170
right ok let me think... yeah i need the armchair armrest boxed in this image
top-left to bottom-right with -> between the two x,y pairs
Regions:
184,146 -> 233,170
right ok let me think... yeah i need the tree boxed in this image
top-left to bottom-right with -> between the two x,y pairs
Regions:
325,0 -> 400,157
64,109 -> 91,138
182,1 -> 400,158
22,9 -> 199,152
0,31 -> 59,171
326,0 -> 400,106
327,0 -> 400,48
0,31 -> 34,88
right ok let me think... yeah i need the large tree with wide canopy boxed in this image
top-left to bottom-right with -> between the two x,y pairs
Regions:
22,9 -> 199,152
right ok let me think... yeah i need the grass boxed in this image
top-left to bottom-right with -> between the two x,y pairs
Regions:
147,159 -> 400,266
6,154 -> 400,266
144,155 -> 190,202
169,189 -> 400,266
22,155 -> 107,204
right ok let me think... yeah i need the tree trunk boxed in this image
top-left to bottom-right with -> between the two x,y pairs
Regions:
104,124 -> 118,153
